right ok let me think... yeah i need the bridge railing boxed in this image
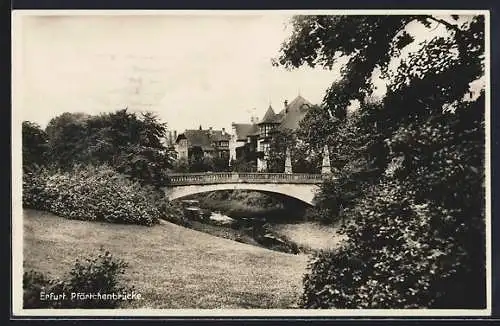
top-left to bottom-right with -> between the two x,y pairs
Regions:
167,172 -> 324,186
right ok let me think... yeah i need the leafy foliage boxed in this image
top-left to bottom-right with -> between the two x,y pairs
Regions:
274,15 -> 415,112
24,248 -> 134,309
297,105 -> 338,148
211,154 -> 231,172
230,158 -> 257,172
187,153 -> 230,172
277,14 -> 486,308
22,121 -> 49,170
43,109 -> 175,187
171,157 -> 190,173
23,270 -> 53,309
62,247 -> 132,308
267,129 -> 321,173
23,164 -> 165,226
303,174 -> 485,308
45,112 -> 91,167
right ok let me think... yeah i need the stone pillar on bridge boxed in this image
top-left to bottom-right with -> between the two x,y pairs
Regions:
257,157 -> 267,172
284,148 -> 292,174
321,144 -> 332,175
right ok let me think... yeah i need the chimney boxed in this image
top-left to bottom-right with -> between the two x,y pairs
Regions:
222,127 -> 226,135
174,130 -> 177,140
208,127 -> 213,135
284,99 -> 288,113
199,125 -> 202,130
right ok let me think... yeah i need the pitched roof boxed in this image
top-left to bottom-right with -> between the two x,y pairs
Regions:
230,95 -> 315,139
182,130 -> 213,149
275,111 -> 286,123
279,95 -> 313,130
176,128 -> 230,150
248,126 -> 261,136
258,105 -> 280,124
211,130 -> 231,142
232,123 -> 258,141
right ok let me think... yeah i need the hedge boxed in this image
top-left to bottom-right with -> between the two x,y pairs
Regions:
23,164 -> 165,226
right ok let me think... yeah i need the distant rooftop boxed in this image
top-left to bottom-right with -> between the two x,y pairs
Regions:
247,94 -> 315,131
231,123 -> 259,141
176,127 -> 230,151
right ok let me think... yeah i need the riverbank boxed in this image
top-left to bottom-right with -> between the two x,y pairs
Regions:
271,222 -> 346,251
178,190 -> 345,253
185,190 -> 308,221
23,209 -> 309,308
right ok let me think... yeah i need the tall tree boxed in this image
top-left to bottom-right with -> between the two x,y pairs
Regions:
45,112 -> 91,167
44,109 -> 175,187
22,121 -> 49,170
297,104 -> 337,149
276,14 -> 486,308
267,129 -> 320,173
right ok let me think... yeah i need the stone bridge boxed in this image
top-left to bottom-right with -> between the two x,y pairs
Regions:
163,172 -> 329,205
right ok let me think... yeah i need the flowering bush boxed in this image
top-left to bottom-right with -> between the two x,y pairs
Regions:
23,164 -> 164,226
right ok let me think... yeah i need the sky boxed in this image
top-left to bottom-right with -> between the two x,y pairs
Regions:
15,13 -> 483,134
16,14 -> 343,133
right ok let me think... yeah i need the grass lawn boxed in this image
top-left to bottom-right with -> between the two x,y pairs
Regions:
272,222 -> 347,251
23,209 -> 310,309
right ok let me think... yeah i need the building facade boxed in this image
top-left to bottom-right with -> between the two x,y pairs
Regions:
175,126 -> 231,161
230,95 -> 314,172
229,117 -> 259,169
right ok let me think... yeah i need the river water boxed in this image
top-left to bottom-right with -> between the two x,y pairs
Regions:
180,199 -> 343,253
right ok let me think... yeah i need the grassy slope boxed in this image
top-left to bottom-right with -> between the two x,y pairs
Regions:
23,209 -> 309,309
272,222 -> 347,251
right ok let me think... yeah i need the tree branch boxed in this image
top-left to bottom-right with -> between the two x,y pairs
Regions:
425,15 -> 463,35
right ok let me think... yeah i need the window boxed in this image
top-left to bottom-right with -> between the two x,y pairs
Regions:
260,124 -> 273,137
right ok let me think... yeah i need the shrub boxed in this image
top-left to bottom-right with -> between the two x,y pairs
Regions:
23,248 -> 134,309
23,164 -> 163,226
23,270 -> 53,309
230,158 -> 256,172
301,177 -> 485,309
160,201 -> 192,227
61,247 -> 133,308
301,94 -> 486,309
171,157 -> 189,173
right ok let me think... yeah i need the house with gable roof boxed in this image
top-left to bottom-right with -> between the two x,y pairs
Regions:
230,94 -> 314,171
175,125 -> 231,162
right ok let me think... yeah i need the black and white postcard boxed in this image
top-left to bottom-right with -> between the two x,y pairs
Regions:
11,10 -> 492,317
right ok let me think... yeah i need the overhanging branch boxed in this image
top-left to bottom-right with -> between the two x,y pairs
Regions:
424,15 -> 463,35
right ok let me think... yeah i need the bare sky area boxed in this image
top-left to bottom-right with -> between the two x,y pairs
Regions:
15,13 -> 483,133
17,14 -> 342,132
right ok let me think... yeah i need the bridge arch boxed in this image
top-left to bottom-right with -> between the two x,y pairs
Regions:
163,172 -> 329,206
164,183 -> 320,206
